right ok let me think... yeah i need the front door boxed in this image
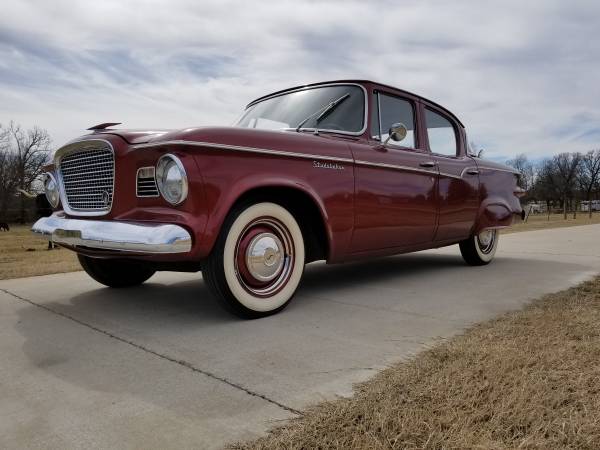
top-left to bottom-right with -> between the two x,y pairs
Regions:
350,91 -> 438,253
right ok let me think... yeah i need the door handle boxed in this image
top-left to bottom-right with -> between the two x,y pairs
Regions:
465,169 -> 479,175
419,161 -> 437,168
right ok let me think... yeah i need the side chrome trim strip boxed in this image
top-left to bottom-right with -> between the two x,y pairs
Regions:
355,159 -> 437,176
133,140 -> 519,178
439,171 -> 464,180
32,215 -> 192,254
132,140 -> 355,164
476,165 -> 520,175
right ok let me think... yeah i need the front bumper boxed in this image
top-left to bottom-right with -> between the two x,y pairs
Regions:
32,215 -> 192,254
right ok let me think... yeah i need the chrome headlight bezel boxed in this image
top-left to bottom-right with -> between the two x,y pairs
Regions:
155,154 -> 188,205
44,172 -> 60,208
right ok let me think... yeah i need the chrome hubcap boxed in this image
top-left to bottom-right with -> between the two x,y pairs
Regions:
245,232 -> 284,282
234,218 -> 295,297
477,229 -> 496,254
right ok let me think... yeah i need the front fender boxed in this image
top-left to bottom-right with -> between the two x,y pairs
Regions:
206,173 -> 332,252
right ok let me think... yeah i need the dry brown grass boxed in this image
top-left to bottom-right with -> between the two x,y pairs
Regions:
0,224 -> 80,280
235,277 -> 600,450
504,213 -> 600,234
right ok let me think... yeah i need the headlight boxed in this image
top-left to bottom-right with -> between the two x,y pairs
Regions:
156,154 -> 188,205
44,173 -> 60,208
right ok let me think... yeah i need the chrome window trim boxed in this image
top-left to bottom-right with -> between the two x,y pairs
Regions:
132,140 -> 355,164
136,166 -> 160,198
373,90 -> 418,149
239,82 -> 369,137
54,139 -> 115,217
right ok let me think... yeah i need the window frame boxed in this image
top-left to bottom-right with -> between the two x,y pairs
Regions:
423,106 -> 460,158
370,90 -> 420,150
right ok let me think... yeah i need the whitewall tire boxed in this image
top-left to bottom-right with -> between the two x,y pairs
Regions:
459,229 -> 499,266
204,202 -> 305,318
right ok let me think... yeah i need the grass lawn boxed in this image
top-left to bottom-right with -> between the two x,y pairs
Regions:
503,212 -> 600,234
0,224 -> 80,280
235,276 -> 600,449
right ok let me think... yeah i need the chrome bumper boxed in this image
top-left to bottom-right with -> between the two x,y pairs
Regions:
32,215 -> 192,254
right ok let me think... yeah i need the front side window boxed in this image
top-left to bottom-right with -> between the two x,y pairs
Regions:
425,108 -> 457,156
237,85 -> 365,134
373,93 -> 416,148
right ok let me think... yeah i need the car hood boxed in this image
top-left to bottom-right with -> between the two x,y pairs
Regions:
90,129 -> 174,144
141,125 -> 359,149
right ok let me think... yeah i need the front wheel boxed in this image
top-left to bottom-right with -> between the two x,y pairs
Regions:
78,255 -> 156,288
203,202 -> 305,319
459,229 -> 499,266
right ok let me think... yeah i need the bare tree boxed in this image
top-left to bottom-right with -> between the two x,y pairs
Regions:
506,153 -> 535,193
0,126 -> 18,220
578,149 -> 600,218
0,121 -> 52,223
549,152 -> 582,219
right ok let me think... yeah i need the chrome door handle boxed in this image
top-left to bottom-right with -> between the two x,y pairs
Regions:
419,161 -> 437,168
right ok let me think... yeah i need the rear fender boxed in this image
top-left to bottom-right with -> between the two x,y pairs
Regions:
474,196 -> 516,233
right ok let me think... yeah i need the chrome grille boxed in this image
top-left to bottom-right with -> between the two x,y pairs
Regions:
136,167 -> 159,197
59,144 -> 114,213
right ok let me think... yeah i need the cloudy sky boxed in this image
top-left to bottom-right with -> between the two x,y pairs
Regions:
1,0 -> 598,161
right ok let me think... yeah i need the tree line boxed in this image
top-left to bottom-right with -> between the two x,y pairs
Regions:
506,150 -> 600,218
0,121 -> 52,223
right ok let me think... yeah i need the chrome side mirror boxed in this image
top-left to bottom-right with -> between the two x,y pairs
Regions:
383,122 -> 408,145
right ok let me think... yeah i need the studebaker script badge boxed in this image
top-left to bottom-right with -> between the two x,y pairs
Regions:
313,160 -> 345,170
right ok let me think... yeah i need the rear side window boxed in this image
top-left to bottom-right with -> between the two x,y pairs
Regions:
425,108 -> 457,156
372,93 -> 416,148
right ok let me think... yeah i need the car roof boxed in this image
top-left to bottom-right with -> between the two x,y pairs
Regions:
246,79 -> 464,128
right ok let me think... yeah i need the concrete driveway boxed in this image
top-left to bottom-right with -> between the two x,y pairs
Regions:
1,224 -> 599,449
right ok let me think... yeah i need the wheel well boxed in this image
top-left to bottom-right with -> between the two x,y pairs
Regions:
232,186 -> 329,263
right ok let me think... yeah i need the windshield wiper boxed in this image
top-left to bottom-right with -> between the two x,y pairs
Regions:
295,93 -> 350,133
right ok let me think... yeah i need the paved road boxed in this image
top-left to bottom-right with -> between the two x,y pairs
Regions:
1,225 -> 599,449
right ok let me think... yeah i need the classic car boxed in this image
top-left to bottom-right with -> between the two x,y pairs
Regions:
33,80 -> 524,318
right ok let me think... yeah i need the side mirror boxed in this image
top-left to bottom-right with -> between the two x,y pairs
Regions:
383,123 -> 408,145
477,148 -> 484,158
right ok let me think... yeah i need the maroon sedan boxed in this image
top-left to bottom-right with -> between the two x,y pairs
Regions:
33,80 -> 523,318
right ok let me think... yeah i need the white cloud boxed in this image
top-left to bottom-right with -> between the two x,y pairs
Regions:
0,0 -> 599,161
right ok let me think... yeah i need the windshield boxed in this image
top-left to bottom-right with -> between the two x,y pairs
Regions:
236,85 -> 365,134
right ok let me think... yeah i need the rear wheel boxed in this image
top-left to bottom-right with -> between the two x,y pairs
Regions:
204,201 -> 305,319
459,229 -> 499,266
78,255 -> 156,288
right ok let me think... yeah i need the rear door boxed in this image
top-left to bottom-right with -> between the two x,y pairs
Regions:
422,104 -> 479,242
